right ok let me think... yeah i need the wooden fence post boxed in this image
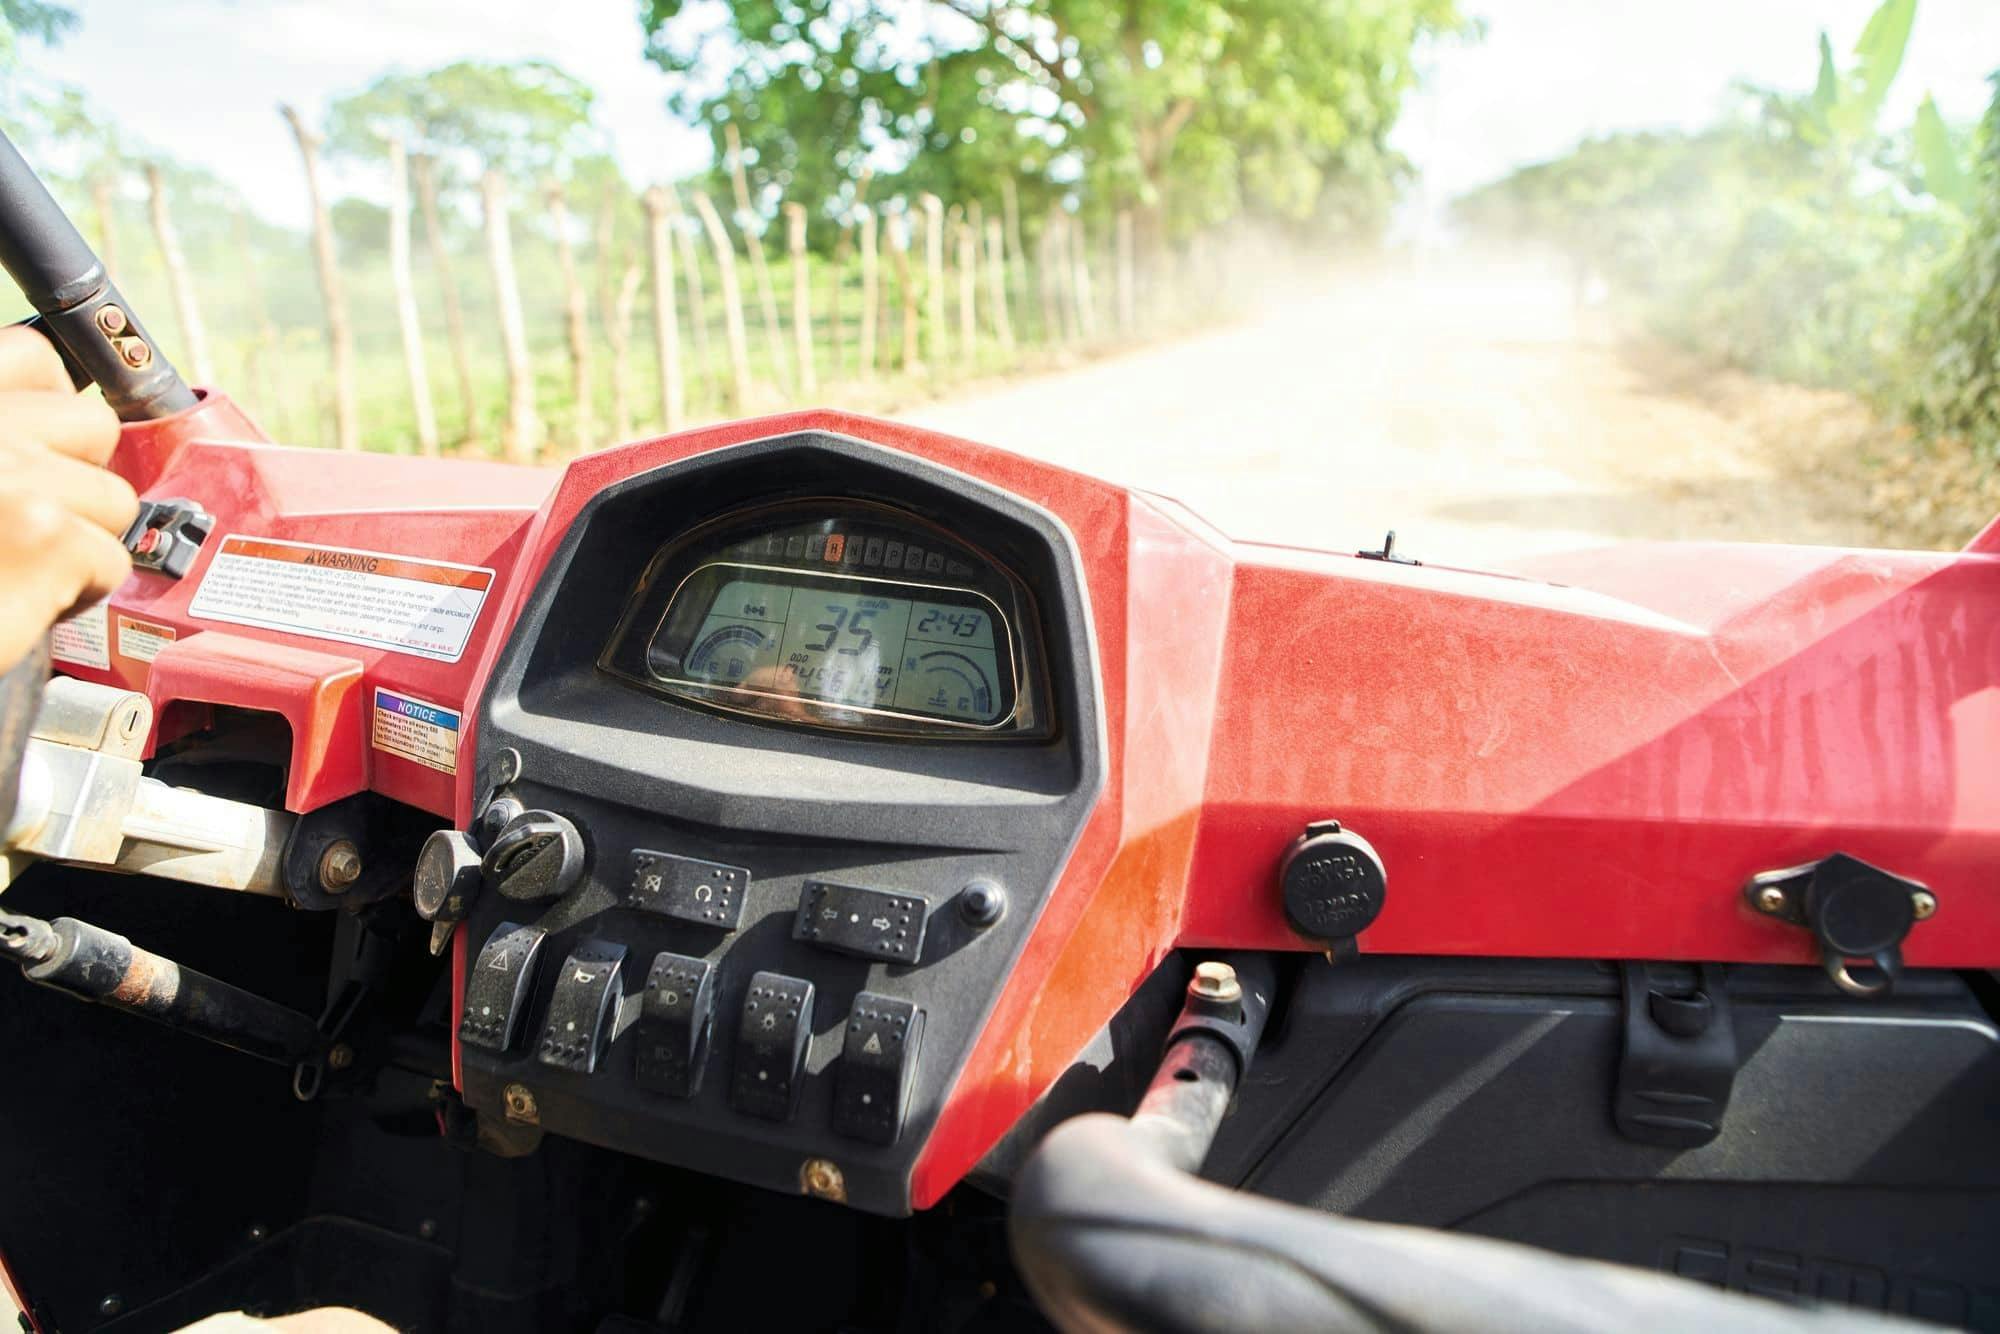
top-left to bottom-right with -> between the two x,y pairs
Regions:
480,170 -> 539,462
235,206 -> 284,437
891,206 -> 918,372
641,187 -> 686,431
1050,208 -> 1081,344
723,122 -> 792,394
921,194 -> 945,373
1072,214 -> 1098,341
668,190 -> 712,403
1116,208 -> 1136,334
956,211 -> 977,370
609,263 -> 641,441
385,138 -> 440,455
691,190 -> 754,412
143,163 -> 214,385
785,201 -> 816,398
984,218 -> 1015,356
857,204 -> 878,380
279,105 -> 359,452
1000,176 -> 1028,333
546,183 -> 596,450
412,153 -> 481,444
1036,218 -> 1061,347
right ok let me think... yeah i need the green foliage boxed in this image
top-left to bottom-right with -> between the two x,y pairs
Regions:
1458,0 -> 1989,449
0,0 -> 75,64
324,60 -> 605,186
1910,78 -> 2000,456
638,0 -> 1462,240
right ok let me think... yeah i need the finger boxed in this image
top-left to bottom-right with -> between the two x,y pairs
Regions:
0,325 -> 77,395
0,390 -> 121,464
0,499 -> 131,668
4,446 -> 140,534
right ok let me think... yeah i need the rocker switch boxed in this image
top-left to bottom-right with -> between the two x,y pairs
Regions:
833,993 -> 924,1146
635,952 -> 716,1098
458,922 -> 546,1053
535,939 -> 626,1074
731,971 -> 814,1122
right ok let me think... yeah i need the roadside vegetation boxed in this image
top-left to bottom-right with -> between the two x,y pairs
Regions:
1456,0 -> 1999,544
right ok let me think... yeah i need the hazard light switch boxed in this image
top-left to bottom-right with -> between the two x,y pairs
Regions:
459,922 -> 547,1053
833,993 -> 923,1146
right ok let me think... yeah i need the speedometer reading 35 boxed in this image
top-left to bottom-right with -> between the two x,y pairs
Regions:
651,563 -> 1014,727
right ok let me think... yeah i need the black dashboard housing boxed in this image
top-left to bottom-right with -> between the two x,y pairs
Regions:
461,431 -> 1106,1214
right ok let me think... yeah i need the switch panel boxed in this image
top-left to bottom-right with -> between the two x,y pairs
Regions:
635,951 -> 716,1098
794,880 -> 929,964
459,922 -> 547,1053
731,971 -> 814,1122
536,939 -> 627,1074
833,994 -> 924,1146
628,848 -> 749,930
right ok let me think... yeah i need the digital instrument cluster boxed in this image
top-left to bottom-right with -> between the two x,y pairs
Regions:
601,501 -> 1049,737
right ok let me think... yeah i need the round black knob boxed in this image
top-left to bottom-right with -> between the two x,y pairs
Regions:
413,829 -> 482,922
1279,820 -> 1386,956
958,879 -> 1007,928
482,810 -> 587,902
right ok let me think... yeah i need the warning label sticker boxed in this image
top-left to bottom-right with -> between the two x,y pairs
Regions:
116,614 -> 177,664
189,536 -> 494,663
50,601 -> 110,669
371,688 -> 461,775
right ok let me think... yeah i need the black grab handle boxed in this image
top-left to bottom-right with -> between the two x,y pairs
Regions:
0,127 -> 196,420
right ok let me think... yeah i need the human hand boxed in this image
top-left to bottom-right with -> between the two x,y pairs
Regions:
0,324 -> 136,672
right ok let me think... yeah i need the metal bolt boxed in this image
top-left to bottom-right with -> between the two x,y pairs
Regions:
1912,890 -> 1938,921
800,1157 -> 846,1203
1190,960 -> 1242,1004
95,304 -> 128,335
1754,885 -> 1788,915
417,1218 -> 438,1240
503,1083 -> 538,1125
98,1295 -> 124,1317
246,1223 -> 267,1243
117,337 -> 152,369
319,839 -> 363,892
326,1043 -> 355,1071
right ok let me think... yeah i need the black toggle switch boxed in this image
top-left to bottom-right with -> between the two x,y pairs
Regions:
628,848 -> 749,930
484,809 -> 587,902
730,971 -> 814,1121
833,993 -> 924,1146
459,921 -> 546,1053
635,951 -> 716,1098
794,880 -> 929,964
536,939 -> 626,1074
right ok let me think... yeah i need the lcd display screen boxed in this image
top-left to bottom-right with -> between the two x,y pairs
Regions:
647,563 -> 1014,727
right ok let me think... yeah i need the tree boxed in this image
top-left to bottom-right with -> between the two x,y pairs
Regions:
0,0 -> 75,66
639,0 -> 1464,241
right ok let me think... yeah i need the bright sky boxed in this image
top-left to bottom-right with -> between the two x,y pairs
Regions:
22,0 -> 2000,229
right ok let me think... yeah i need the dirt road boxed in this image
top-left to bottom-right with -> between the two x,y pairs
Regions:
902,259 -> 1899,568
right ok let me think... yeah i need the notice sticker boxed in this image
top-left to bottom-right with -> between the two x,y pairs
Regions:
371,688 -> 461,775
116,614 -> 178,664
50,601 -> 110,669
189,536 -> 494,663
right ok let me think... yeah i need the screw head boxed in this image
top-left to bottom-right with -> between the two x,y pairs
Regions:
117,338 -> 152,368
503,1083 -> 538,1124
1190,960 -> 1242,1004
326,1043 -> 355,1071
1912,890 -> 1938,921
319,839 -> 364,891
958,879 -> 1006,928
98,1295 -> 124,1317
800,1158 -> 846,1202
246,1223 -> 267,1242
95,304 -> 128,335
1754,884 -> 1788,915
417,1218 -> 438,1240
